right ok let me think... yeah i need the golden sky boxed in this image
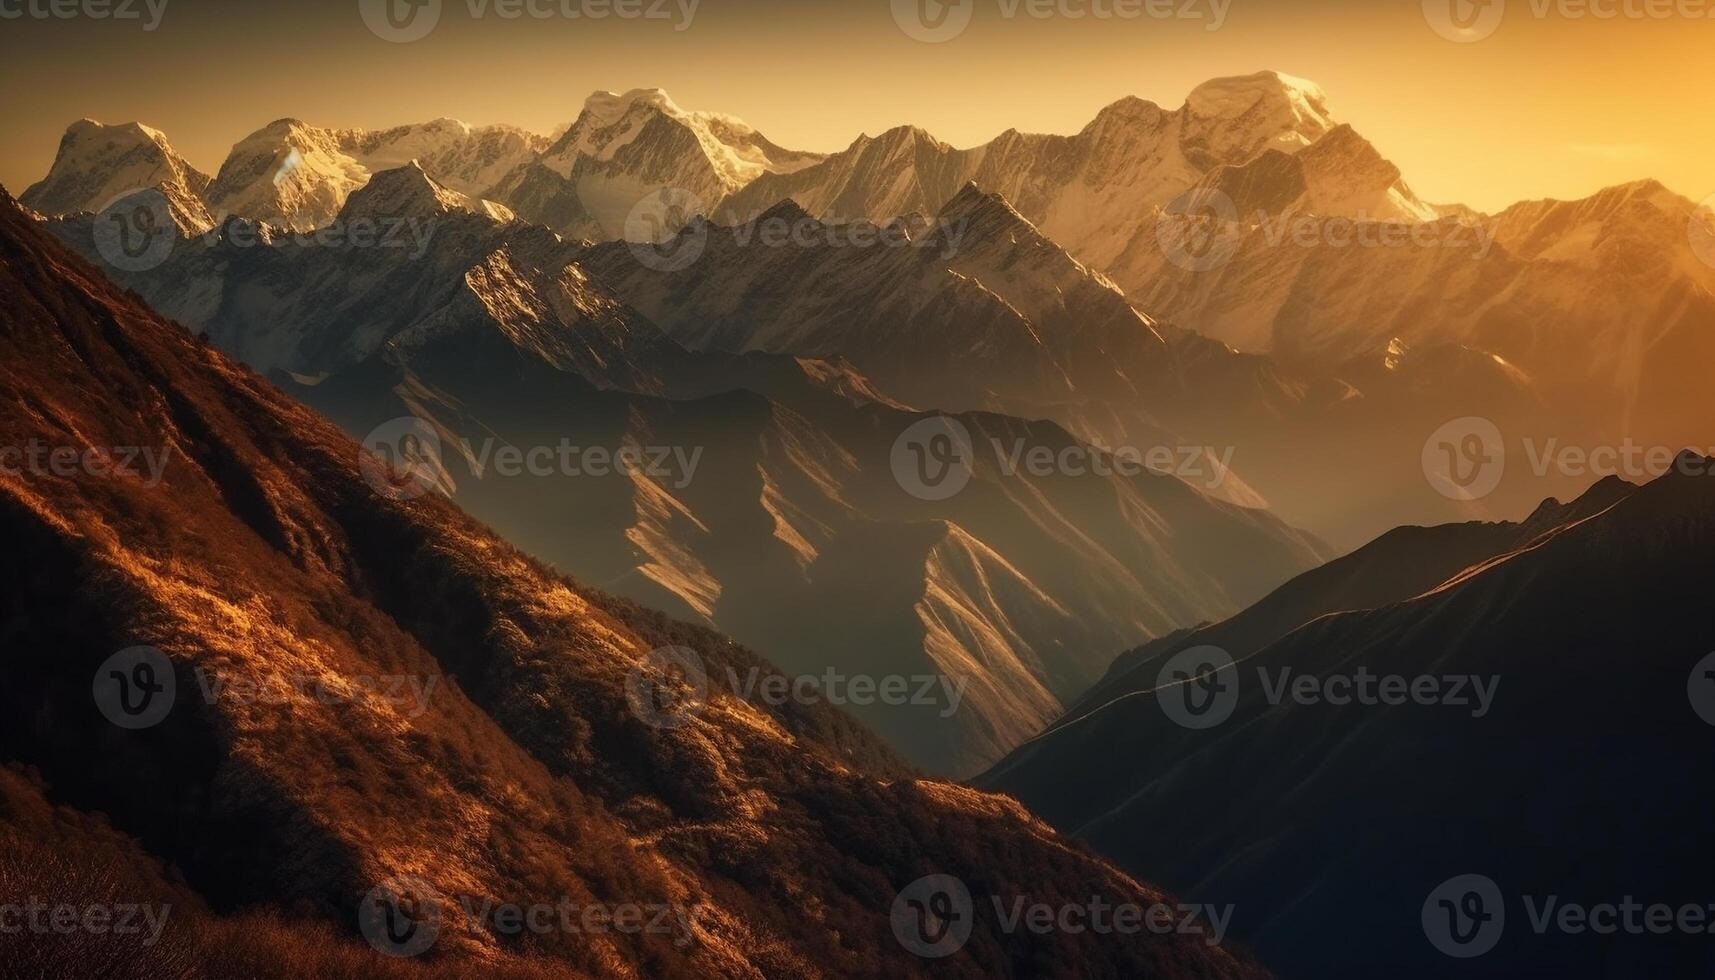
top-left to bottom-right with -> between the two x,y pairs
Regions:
2,0 -> 1711,212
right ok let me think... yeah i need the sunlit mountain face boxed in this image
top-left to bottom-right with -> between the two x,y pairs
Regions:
3,3 -> 1713,977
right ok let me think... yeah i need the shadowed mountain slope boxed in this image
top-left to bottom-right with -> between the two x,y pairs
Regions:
44,166 -> 1330,777
982,469 -> 1715,978
0,187 -> 1274,977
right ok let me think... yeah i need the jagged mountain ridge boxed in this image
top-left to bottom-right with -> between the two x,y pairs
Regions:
578,186 -> 1182,433
0,186 -> 1270,978
717,71 -> 1435,278
25,74 -> 1707,549
24,89 -> 822,238
23,72 -> 1425,252
576,175 -> 1588,552
1133,178 -> 1715,453
489,88 -> 825,241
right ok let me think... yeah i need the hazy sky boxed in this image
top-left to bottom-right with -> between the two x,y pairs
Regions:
2,0 -> 1711,211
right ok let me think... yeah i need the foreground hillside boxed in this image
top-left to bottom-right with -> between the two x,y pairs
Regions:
0,188 -> 1264,979
983,469 -> 1715,978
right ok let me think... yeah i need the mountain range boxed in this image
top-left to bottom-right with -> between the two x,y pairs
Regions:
39,163 -> 1328,777
24,69 -> 1709,778
8,64 -> 1714,980
0,186 -> 1274,979
25,69 -> 1705,550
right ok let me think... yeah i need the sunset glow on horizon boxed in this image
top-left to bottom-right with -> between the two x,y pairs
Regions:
3,0 -> 1713,212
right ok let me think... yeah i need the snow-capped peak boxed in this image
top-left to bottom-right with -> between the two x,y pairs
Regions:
337,161 -> 515,223
542,88 -> 822,192
1185,70 -> 1332,127
580,87 -> 686,127
1182,70 -> 1336,166
198,116 -> 544,231
21,119 -> 212,223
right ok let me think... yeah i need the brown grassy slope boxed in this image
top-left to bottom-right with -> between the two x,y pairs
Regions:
0,189 -> 1265,979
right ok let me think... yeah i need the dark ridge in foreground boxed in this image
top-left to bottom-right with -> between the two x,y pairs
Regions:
983,460 -> 1715,979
